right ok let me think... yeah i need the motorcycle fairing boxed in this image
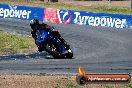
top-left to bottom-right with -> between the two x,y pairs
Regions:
36,30 -> 48,45
35,29 -> 68,55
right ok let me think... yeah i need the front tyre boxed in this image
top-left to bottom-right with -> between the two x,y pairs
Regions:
62,49 -> 73,58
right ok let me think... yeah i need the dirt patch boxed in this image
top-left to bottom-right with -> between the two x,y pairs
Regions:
0,75 -> 131,88
0,75 -> 76,88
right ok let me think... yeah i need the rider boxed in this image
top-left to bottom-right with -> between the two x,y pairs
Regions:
30,19 -> 52,52
30,19 -> 51,40
30,19 -> 67,52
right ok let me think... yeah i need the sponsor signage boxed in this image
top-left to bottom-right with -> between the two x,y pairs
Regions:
0,4 -> 44,21
43,8 -> 132,29
1,4 -> 132,29
76,67 -> 131,85
58,10 -> 132,29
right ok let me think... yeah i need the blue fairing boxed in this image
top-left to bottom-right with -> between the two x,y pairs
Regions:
36,30 -> 48,45
35,30 -> 66,54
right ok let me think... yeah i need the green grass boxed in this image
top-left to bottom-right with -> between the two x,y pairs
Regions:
127,84 -> 132,88
0,0 -> 132,15
65,81 -> 80,88
54,84 -> 61,88
0,31 -> 35,54
105,85 -> 114,88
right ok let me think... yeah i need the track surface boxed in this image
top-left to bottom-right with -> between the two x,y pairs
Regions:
0,18 -> 132,74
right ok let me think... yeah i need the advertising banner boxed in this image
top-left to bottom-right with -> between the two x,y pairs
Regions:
57,9 -> 132,29
1,4 -> 132,29
0,4 -> 44,21
43,8 -> 132,29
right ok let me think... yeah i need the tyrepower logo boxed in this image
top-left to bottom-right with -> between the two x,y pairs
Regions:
73,12 -> 127,28
59,10 -> 72,24
59,10 -> 127,28
60,11 -> 72,24
0,5 -> 31,19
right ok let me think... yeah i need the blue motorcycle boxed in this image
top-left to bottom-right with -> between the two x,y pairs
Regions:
34,26 -> 73,59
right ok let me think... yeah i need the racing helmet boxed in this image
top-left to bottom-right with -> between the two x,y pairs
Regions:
30,19 -> 39,30
30,19 -> 39,25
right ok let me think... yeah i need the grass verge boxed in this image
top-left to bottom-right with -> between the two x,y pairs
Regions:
0,0 -> 132,15
0,31 -> 35,54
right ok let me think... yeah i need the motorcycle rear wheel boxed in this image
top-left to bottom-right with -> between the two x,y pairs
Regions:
45,43 -> 62,58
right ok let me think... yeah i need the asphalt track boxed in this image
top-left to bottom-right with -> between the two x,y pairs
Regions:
0,18 -> 132,74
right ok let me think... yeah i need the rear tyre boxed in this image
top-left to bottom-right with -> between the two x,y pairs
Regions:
45,39 -> 73,59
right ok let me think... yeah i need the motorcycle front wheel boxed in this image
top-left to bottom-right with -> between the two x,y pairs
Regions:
62,48 -> 73,58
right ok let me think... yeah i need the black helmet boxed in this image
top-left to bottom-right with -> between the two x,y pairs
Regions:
30,19 -> 39,25
30,19 -> 39,30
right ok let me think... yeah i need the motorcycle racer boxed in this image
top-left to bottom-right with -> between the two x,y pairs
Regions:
30,19 -> 67,52
30,19 -> 51,39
